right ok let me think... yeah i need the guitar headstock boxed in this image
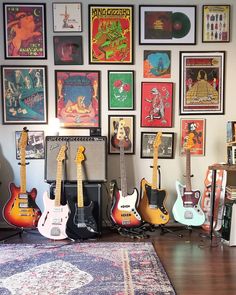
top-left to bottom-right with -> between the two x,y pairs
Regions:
57,145 -> 67,162
75,146 -> 85,164
19,127 -> 28,149
185,133 -> 195,151
117,119 -> 126,141
153,132 -> 162,149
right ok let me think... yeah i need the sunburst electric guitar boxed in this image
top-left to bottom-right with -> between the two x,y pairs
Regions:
138,132 -> 169,225
110,120 -> 141,228
3,127 -> 41,228
172,133 -> 205,226
66,146 -> 97,240
37,145 -> 69,240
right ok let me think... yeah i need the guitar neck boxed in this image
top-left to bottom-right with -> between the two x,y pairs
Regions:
152,147 -> 158,190
185,149 -> 192,191
55,161 -> 63,207
77,162 -> 84,208
20,147 -> 26,194
120,142 -> 128,197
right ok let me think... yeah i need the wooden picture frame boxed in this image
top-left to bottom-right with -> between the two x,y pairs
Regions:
108,115 -> 135,154
53,36 -> 83,65
202,5 -> 230,43
141,132 -> 174,159
180,118 -> 205,156
141,82 -> 173,128
1,66 -> 48,124
144,50 -> 171,78
55,70 -> 100,129
15,130 -> 45,159
108,70 -> 134,110
53,2 -> 82,32
89,5 -> 134,64
139,5 -> 196,45
3,3 -> 47,59
179,51 -> 225,115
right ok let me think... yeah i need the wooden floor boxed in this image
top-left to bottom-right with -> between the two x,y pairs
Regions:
0,226 -> 236,295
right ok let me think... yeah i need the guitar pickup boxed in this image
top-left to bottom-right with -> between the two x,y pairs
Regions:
19,194 -> 28,199
19,203 -> 29,208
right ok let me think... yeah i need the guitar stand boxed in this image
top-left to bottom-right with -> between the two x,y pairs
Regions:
159,225 -> 184,238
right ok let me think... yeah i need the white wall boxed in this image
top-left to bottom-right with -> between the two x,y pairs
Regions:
0,0 -> 235,227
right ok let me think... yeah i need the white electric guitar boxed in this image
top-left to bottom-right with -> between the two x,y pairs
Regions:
37,145 -> 69,240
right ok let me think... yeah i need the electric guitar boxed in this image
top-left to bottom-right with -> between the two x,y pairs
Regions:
110,120 -> 141,227
3,127 -> 41,228
37,145 -> 69,240
172,133 -> 205,226
66,146 -> 97,240
138,132 -> 169,225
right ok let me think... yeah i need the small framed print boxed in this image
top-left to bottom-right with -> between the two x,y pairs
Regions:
139,5 -> 196,45
1,66 -> 48,124
15,130 -> 45,159
180,51 -> 225,115
53,2 -> 82,32
3,3 -> 47,59
141,82 -> 173,128
180,118 -> 205,156
141,132 -> 174,159
144,50 -> 171,78
108,115 -> 135,154
54,36 -> 83,65
89,5 -> 134,64
108,70 -> 134,110
55,70 -> 100,129
202,5 -> 230,43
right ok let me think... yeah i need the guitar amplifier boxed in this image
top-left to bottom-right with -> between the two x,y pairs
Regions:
50,183 -> 103,235
45,136 -> 107,183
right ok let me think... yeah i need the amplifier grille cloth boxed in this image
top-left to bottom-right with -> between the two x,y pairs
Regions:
45,136 -> 107,182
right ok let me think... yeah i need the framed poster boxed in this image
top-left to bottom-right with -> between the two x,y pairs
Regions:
141,82 -> 173,128
15,130 -> 45,159
89,5 -> 134,64
180,51 -> 225,115
1,66 -> 48,124
141,132 -> 174,159
108,115 -> 135,154
144,50 -> 171,78
3,3 -> 47,59
53,2 -> 82,32
55,70 -> 100,128
202,5 -> 230,43
139,5 -> 196,45
54,36 -> 83,65
180,118 -> 205,156
108,70 -> 134,110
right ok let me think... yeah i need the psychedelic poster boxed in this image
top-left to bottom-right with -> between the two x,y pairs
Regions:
4,4 -> 46,58
89,5 -> 133,64
144,50 -> 171,78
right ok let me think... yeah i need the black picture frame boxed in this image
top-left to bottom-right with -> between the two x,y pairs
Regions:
141,132 -> 174,159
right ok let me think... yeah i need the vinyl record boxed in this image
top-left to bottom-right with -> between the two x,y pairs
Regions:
172,12 -> 191,38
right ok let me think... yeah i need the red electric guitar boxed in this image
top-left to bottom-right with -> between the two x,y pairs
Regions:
110,120 -> 141,227
3,127 -> 41,228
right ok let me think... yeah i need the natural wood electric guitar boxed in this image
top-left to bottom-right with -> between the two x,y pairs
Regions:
3,127 -> 41,228
110,120 -> 141,227
172,133 -> 205,226
66,146 -> 97,240
138,132 -> 169,225
37,145 -> 69,240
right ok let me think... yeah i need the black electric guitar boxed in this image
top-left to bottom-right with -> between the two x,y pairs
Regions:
66,146 -> 97,240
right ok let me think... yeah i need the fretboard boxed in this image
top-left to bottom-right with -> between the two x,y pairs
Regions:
20,147 -> 26,194
152,146 -> 158,190
120,142 -> 128,197
185,149 -> 192,191
77,162 -> 84,208
55,161 -> 63,207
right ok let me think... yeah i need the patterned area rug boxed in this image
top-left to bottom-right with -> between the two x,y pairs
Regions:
0,242 -> 175,295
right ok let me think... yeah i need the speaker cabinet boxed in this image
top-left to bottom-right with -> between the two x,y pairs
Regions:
45,136 -> 107,183
50,183 -> 102,235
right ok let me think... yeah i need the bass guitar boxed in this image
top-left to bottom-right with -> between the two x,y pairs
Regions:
138,132 -> 169,225
37,145 -> 69,240
66,146 -> 97,240
110,119 -> 141,227
172,133 -> 205,226
3,127 -> 41,228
